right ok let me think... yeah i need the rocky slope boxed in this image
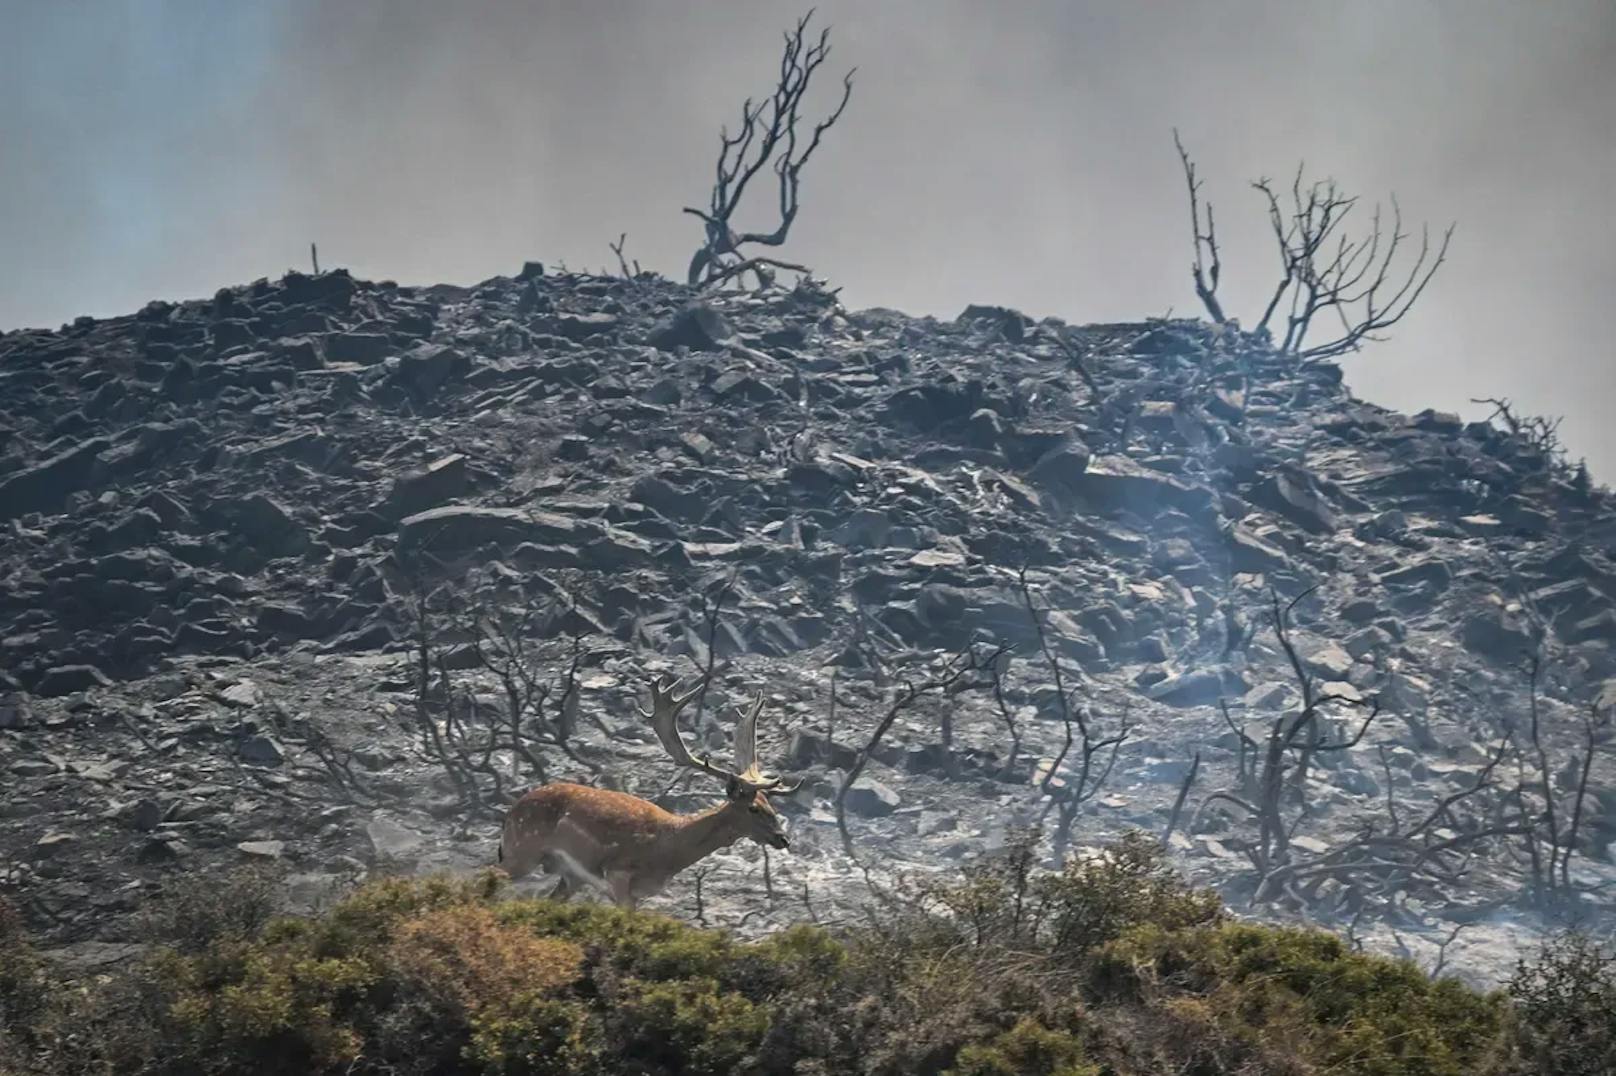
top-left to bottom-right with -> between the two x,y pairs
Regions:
1,263 -> 1612,983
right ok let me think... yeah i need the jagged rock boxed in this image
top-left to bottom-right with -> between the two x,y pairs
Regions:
964,408 -> 1004,448
238,734 -> 286,767
1380,560 -> 1452,590
1255,471 -> 1339,534
1226,524 -> 1293,574
1146,668 -> 1226,707
1565,610 -> 1616,647
398,506 -> 576,552
323,331 -> 392,364
917,584 -> 969,627
1345,626 -> 1393,659
629,474 -> 706,521
129,799 -> 164,831
1382,671 -> 1431,715
547,312 -> 619,341
232,493 -> 308,556
831,509 -> 890,550
237,840 -> 286,859
383,454 -> 469,519
137,836 -> 190,863
1067,454 -> 1213,517
393,342 -> 469,396
11,759 -> 58,777
957,304 -> 1030,341
1461,606 -> 1536,660
34,832 -> 76,857
1299,638 -> 1356,680
842,779 -> 902,817
787,730 -> 860,770
34,665 -> 113,696
0,695 -> 34,729
649,304 -> 732,351
1341,599 -> 1383,623
220,680 -> 264,708
0,437 -> 111,521
711,370 -> 777,401
679,431 -> 715,462
1028,443 -> 1092,493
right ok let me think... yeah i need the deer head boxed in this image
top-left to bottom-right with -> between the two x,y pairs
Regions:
639,674 -> 800,849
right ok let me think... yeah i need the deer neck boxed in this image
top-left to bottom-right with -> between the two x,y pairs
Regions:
665,802 -> 746,875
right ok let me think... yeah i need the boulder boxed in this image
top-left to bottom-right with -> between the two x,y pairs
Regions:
842,779 -> 902,817
649,304 -> 732,351
35,665 -> 113,697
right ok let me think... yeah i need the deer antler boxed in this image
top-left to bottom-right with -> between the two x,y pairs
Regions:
641,677 -> 800,796
640,675 -> 732,784
734,693 -> 801,794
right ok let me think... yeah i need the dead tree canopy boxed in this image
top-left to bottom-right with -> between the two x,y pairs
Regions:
685,9 -> 855,291
1175,130 -> 1454,363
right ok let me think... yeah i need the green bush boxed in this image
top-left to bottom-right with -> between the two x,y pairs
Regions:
0,842 -> 1559,1075
1505,932 -> 1616,1076
1089,922 -> 1509,1075
945,1016 -> 1099,1076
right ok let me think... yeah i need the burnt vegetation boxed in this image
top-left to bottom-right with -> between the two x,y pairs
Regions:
1,8 -> 1613,1076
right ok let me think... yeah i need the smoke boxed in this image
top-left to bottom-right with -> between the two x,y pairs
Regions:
3,0 -> 1612,474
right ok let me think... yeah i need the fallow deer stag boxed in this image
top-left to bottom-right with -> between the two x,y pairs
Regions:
498,675 -> 800,908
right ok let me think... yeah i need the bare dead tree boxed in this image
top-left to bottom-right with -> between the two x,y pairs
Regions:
1161,752 -> 1202,847
688,569 -> 738,729
1471,396 -> 1578,480
1561,703 -> 1606,890
1515,654 -> 1611,906
835,643 -> 1006,854
608,233 -> 643,280
1428,922 -> 1470,980
1253,168 -> 1454,361
685,9 -> 855,290
690,863 -> 715,927
827,664 -> 840,741
1174,133 -> 1453,363
1174,128 -> 1227,326
1014,567 -> 1132,833
987,648 -> 1024,770
392,574 -> 610,822
1248,734 -> 1522,912
1192,588 -> 1383,890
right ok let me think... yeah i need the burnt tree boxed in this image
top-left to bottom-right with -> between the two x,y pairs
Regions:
685,10 -> 855,291
1175,132 -> 1453,363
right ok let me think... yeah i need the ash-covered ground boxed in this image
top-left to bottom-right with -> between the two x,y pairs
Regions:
2,264 -> 1613,986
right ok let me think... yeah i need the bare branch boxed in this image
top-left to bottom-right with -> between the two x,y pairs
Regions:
1174,129 -> 1227,324
685,10 -> 855,289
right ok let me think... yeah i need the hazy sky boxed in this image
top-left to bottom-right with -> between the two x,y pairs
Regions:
4,1 -> 1612,477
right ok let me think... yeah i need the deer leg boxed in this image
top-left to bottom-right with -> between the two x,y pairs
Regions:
606,870 -> 639,910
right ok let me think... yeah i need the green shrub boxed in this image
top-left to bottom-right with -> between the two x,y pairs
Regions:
138,864 -> 283,953
945,1016 -> 1099,1076
0,843 -> 1543,1076
1090,922 -> 1510,1076
1506,932 -> 1616,1076
606,976 -> 769,1075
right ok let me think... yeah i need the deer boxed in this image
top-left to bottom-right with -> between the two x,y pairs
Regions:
497,674 -> 801,908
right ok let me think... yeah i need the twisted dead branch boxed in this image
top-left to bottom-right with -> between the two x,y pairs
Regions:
685,9 -> 855,290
